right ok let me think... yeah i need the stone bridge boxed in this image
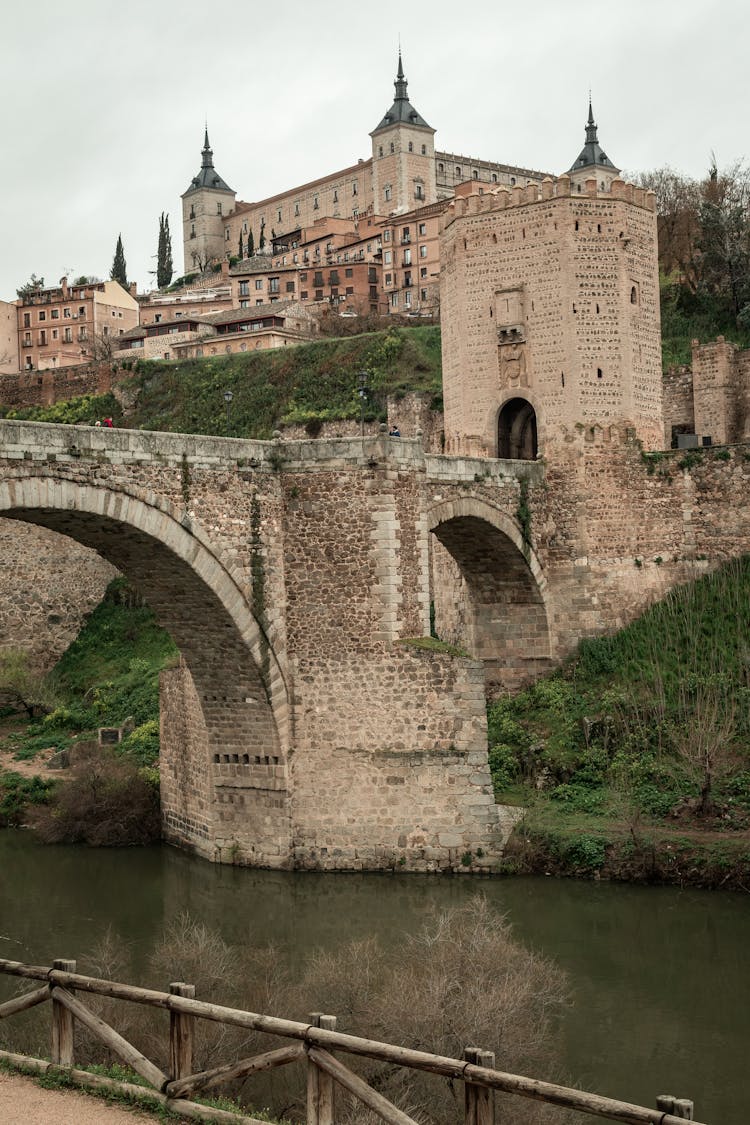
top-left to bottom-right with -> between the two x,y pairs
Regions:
1,419 -> 749,870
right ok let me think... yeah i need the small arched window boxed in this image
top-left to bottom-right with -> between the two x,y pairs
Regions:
630,286 -> 638,305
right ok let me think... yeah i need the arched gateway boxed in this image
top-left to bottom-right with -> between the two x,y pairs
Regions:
0,475 -> 291,867
428,497 -> 552,694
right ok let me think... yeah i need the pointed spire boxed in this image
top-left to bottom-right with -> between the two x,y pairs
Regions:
394,50 -> 408,101
585,97 -> 598,146
202,128 -> 213,169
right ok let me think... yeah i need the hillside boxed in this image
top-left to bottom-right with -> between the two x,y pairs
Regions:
0,326 -> 442,437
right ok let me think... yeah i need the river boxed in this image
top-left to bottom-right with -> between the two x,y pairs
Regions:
0,830 -> 746,1123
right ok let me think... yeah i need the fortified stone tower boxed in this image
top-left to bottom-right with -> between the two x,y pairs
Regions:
370,53 -> 437,214
439,164 -> 662,459
181,130 -> 237,275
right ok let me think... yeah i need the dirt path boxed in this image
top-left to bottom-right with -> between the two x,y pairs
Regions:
0,1068 -> 157,1124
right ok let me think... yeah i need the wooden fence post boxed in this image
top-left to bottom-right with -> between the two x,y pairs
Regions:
464,1046 -> 481,1125
51,958 -> 76,1067
307,1012 -> 337,1125
169,982 -> 196,1082
477,1050 -> 496,1125
657,1095 -> 694,1120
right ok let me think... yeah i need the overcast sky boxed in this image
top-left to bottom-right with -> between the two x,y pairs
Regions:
3,0 -> 747,301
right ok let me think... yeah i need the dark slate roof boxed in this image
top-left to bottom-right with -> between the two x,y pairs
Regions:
567,100 -> 620,175
371,53 -> 432,134
183,129 -> 234,195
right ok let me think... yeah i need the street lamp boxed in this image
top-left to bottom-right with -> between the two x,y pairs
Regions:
357,371 -> 369,437
223,389 -> 234,436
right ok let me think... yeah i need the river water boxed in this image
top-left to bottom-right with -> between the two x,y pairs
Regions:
0,830 -> 746,1123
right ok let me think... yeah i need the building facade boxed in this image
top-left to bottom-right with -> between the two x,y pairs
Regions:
16,278 -> 139,372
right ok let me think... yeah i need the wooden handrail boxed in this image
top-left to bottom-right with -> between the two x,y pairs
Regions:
0,958 -> 704,1124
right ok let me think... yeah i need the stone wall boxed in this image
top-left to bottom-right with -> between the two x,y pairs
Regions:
0,362 -> 116,410
0,519 -> 114,671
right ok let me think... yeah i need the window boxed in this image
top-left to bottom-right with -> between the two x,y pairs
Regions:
313,194 -> 319,210
491,173 -> 497,183
38,311 -> 46,322
352,181 -> 358,196
23,313 -> 30,328
240,300 -> 249,309
51,309 -> 59,319
421,289 -> 428,301
419,244 -> 428,259
438,162 -> 444,173
314,289 -> 323,300
333,190 -> 338,203
190,224 -> 196,239
384,186 -> 392,202
225,227 -> 230,240
402,227 -> 410,242
78,306 -> 85,318
63,327 -> 72,342
269,277 -> 280,294
314,272 -> 324,287
300,272 -> 307,281
384,251 -> 392,264
390,292 -> 398,308
217,202 -> 222,214
345,268 -> 353,277
408,142 -> 413,152
63,308 -> 71,318
286,281 -> 295,293
420,266 -> 427,278
378,146 -> 383,157
404,290 -> 412,307
421,144 -> 426,155
255,279 -> 263,290
345,286 -> 354,296
403,249 -> 411,265
190,206 -> 195,219
154,314 -> 162,323
301,291 -> 308,299
473,169 -> 478,179
510,177 -> 516,186
52,329 -> 58,340
277,209 -> 282,222
38,330 -> 46,345
239,281 -> 249,296
390,142 -> 395,154
383,230 -> 391,242
418,222 -> 426,236
23,332 -> 31,346
294,202 -> 300,216
385,273 -> 392,285
78,327 -> 86,341
456,166 -> 462,177
415,185 -> 423,199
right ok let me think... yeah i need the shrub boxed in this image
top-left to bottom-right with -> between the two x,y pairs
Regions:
30,745 -> 160,846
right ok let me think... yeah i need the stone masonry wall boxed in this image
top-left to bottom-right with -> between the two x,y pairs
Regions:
0,363 -> 116,410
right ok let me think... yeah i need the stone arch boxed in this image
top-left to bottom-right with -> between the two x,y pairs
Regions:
497,397 -> 537,459
0,475 -> 291,866
428,496 -> 551,694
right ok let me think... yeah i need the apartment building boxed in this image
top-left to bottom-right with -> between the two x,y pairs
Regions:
16,278 -> 139,371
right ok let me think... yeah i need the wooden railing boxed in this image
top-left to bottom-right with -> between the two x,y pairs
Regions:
0,957 -> 702,1125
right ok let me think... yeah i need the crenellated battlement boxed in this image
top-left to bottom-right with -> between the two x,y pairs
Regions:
439,175 -> 656,232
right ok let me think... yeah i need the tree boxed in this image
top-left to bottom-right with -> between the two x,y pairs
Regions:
110,234 -> 128,287
16,274 -> 44,299
247,228 -> 255,256
259,221 -> 266,251
237,232 -> 244,260
696,159 -> 750,324
156,213 -> 173,289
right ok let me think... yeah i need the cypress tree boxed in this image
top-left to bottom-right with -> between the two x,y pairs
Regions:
156,213 -> 173,289
248,229 -> 255,256
110,234 -> 128,287
259,222 -> 266,251
238,232 -> 244,259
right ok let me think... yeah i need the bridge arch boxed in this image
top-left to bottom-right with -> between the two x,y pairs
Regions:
427,496 -> 551,694
0,475 -> 291,865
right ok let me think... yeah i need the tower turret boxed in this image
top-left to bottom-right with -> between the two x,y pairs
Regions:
370,53 -> 437,214
181,129 -> 236,274
567,99 -> 620,192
